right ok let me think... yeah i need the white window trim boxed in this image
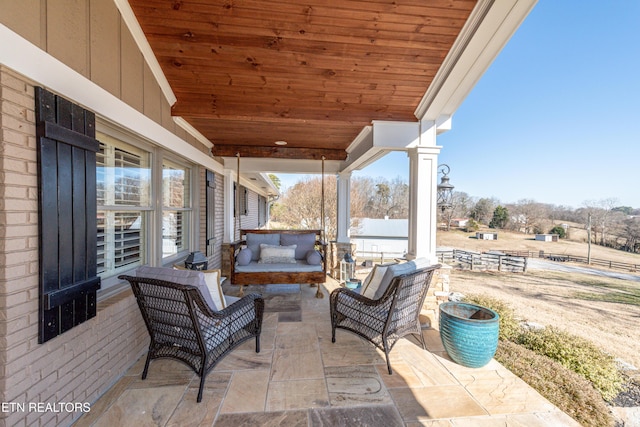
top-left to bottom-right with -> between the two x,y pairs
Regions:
96,119 -> 198,297
158,153 -> 196,267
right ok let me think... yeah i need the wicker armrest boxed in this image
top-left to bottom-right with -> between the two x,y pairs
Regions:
195,292 -> 264,353
192,291 -> 263,318
330,287 -> 394,316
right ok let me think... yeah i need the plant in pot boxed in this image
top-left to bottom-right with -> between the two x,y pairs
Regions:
439,302 -> 500,368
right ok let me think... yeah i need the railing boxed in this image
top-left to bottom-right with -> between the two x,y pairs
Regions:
355,250 -> 406,265
451,249 -> 527,273
538,253 -> 639,272
436,248 -> 640,273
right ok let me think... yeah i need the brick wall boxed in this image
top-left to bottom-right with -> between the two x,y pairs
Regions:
0,67 -> 147,426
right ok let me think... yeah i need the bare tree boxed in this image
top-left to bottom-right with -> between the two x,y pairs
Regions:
440,191 -> 472,231
271,176 -> 338,240
583,198 -> 619,245
508,199 -> 547,234
470,197 -> 496,225
621,217 -> 640,253
388,177 -> 409,218
353,176 -> 409,220
350,176 -> 376,219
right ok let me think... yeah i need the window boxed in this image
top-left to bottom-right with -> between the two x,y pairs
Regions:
162,159 -> 191,258
96,135 -> 151,278
95,126 -> 194,294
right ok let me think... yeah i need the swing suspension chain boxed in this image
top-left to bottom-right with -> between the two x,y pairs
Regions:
321,155 -> 325,242
235,152 -> 241,242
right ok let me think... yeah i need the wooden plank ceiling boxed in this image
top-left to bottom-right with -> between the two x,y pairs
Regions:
129,0 -> 477,161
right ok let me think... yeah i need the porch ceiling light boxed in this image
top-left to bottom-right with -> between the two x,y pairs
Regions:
437,164 -> 454,212
274,140 -> 287,146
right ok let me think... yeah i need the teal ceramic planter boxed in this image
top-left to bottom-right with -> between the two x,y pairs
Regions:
439,302 -> 500,368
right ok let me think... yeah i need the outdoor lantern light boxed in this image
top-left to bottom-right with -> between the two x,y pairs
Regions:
340,252 -> 356,284
437,164 -> 454,212
184,251 -> 208,270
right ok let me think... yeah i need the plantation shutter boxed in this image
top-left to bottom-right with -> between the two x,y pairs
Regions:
205,170 -> 216,256
36,87 -> 101,343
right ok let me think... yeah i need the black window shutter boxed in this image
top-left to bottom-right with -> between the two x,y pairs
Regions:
36,87 -> 101,344
205,170 -> 216,256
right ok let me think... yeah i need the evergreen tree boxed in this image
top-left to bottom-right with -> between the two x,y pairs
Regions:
489,205 -> 509,229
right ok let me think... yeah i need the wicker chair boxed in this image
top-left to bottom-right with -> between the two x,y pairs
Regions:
330,265 -> 440,374
119,274 -> 264,402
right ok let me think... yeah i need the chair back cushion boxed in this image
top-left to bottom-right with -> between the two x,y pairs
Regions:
371,258 -> 431,300
137,266 -> 219,311
361,263 -> 395,299
202,269 -> 225,309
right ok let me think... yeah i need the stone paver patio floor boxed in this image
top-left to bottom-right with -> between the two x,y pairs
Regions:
74,278 -> 579,426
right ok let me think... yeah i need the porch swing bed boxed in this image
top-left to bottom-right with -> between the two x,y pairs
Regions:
228,229 -> 327,295
228,155 -> 328,296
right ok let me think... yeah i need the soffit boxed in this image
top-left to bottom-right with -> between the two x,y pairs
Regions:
128,0 -> 477,160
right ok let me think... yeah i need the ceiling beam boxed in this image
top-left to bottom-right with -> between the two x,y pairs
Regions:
212,145 -> 347,160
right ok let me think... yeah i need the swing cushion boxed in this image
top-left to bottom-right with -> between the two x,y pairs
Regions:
246,233 -> 280,261
258,244 -> 297,264
236,248 -> 253,266
280,233 -> 317,260
306,250 -> 322,265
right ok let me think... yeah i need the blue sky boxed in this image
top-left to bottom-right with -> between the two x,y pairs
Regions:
281,1 -> 640,209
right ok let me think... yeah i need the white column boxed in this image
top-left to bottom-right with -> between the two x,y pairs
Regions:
336,172 -> 351,243
407,121 -> 441,262
222,170 -> 236,242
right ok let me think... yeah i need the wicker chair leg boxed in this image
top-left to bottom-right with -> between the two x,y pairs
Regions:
383,340 -> 393,374
255,334 -> 261,353
417,330 -> 427,351
385,352 -> 393,375
197,376 -> 205,403
141,352 -> 152,380
197,357 -> 208,403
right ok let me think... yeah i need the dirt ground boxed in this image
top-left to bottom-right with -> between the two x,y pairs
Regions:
449,269 -> 640,372
437,229 -> 640,373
